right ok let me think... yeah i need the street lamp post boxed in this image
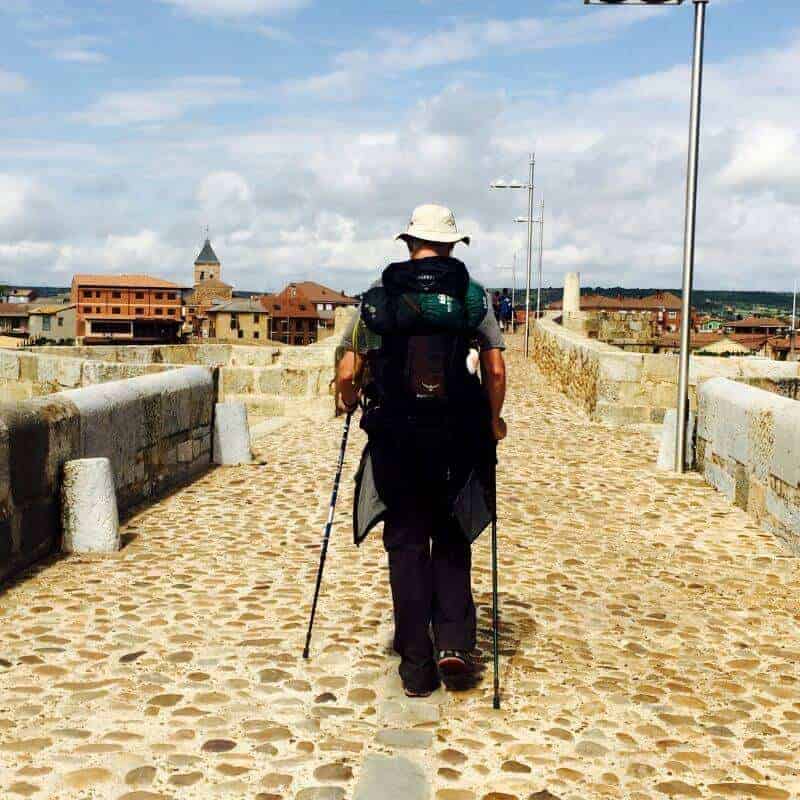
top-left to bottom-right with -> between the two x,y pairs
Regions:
491,153 -> 536,357
583,0 -> 710,473
514,208 -> 544,320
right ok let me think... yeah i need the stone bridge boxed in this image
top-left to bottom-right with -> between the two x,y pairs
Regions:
1,347 -> 799,800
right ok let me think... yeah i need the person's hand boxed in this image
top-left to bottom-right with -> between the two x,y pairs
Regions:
491,417 -> 507,442
337,391 -> 359,414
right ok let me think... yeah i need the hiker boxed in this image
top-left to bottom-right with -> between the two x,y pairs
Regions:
499,289 -> 513,332
492,291 -> 501,323
337,204 -> 507,698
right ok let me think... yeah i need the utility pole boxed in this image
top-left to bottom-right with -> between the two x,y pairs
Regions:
674,0 -> 709,473
792,279 -> 797,360
536,198 -> 545,321
490,154 -> 536,357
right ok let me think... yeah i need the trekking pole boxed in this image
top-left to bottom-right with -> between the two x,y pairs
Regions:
491,451 -> 501,710
303,411 -> 353,660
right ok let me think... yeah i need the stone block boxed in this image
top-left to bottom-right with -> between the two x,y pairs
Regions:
0,350 -> 19,380
61,458 -> 120,554
177,440 -> 194,463
657,410 -> 696,471
257,366 -> 282,395
353,754 -> 429,800
213,402 -> 252,465
599,354 -> 643,384
594,402 -> 652,426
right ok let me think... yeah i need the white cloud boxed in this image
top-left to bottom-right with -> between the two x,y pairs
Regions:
288,7 -> 666,99
158,0 -> 309,18
4,31 -> 800,293
47,36 -> 108,63
74,76 -> 250,126
0,174 -> 61,242
0,68 -> 28,93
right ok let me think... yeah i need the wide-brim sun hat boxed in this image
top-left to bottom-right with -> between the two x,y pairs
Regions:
396,203 -> 471,246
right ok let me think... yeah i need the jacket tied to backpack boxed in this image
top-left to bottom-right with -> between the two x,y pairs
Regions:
352,256 -> 495,545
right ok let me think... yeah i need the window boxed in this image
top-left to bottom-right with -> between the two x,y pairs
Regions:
168,292 -> 177,300
83,290 -> 92,299
112,291 -> 122,299
155,308 -> 163,315
42,316 -> 52,331
135,292 -> 144,300
200,272 -> 205,280
95,307 -> 101,313
155,292 -> 163,300
317,303 -> 324,311
230,314 -> 237,330
95,291 -> 102,298
167,308 -> 176,316
112,307 -> 121,314
236,329 -> 243,339
83,306 -> 92,313
253,314 -> 260,324
57,317 -> 63,327
326,303 -> 333,311
91,321 -> 130,335
135,308 -> 145,315
253,331 -> 260,340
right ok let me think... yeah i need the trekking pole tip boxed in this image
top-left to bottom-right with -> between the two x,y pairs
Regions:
302,647 -> 310,660
493,696 -> 501,710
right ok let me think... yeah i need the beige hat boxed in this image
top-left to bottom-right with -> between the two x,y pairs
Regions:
396,204 -> 471,246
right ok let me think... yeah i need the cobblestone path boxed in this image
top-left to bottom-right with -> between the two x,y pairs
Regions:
2,350 -> 800,800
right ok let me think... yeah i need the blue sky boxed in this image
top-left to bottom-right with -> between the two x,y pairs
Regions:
2,0 -> 800,292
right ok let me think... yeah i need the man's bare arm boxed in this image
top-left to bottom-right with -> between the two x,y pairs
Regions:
480,348 -> 507,441
336,350 -> 359,411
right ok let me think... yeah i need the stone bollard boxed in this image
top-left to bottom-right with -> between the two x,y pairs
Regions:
213,401 -> 253,465
657,409 -> 696,471
61,458 -> 121,554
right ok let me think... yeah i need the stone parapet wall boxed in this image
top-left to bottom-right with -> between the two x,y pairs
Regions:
0,367 -> 214,584
697,377 -> 800,552
0,349 -> 170,401
2,336 -> 342,418
531,318 -> 800,425
32,343 -> 282,368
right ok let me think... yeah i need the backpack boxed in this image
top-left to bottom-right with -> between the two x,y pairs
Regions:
357,257 -> 490,505
359,257 -> 487,413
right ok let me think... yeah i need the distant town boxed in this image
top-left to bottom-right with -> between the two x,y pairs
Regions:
0,239 -> 358,349
0,239 -> 798,361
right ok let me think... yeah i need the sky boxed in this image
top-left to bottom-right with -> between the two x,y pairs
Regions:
1,0 -> 800,293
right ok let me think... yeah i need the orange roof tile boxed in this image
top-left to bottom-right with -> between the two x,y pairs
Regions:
72,274 -> 186,289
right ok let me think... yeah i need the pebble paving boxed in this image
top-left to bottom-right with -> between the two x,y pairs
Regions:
2,345 -> 800,799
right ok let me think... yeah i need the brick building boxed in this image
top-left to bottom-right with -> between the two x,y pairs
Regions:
71,274 -> 186,344
260,284 -> 324,346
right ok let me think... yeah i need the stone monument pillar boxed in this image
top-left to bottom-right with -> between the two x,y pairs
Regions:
564,272 -> 581,315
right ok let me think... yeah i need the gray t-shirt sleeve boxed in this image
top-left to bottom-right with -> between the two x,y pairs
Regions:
476,292 -> 506,351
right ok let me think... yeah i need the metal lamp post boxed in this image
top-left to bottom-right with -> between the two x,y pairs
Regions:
515,200 -> 545,321
491,153 -> 536,357
583,0 -> 709,473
